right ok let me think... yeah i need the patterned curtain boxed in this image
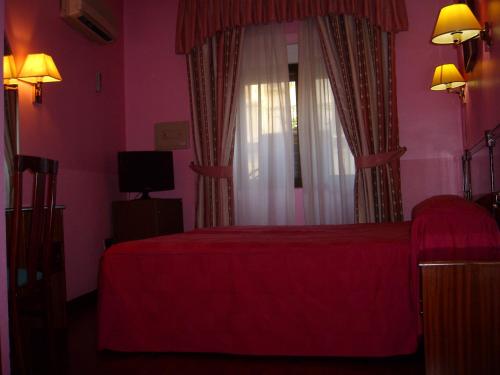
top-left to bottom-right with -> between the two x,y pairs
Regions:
4,88 -> 18,207
187,28 -> 244,228
316,15 -> 406,223
4,37 -> 17,207
298,19 -> 356,225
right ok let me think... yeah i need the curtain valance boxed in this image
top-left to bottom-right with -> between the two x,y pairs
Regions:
175,0 -> 408,54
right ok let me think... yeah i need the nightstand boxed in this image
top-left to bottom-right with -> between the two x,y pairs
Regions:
112,198 -> 183,242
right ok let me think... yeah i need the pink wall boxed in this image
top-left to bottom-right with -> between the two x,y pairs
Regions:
398,0 -> 499,215
123,0 -> 195,230
397,0 -> 464,218
0,0 -> 10,371
5,0 -> 126,299
462,0 -> 500,195
464,0 -> 500,148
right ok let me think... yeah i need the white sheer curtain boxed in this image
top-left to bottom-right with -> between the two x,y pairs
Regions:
233,24 -> 295,225
298,19 -> 355,224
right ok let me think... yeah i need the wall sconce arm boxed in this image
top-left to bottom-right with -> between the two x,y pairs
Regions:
33,82 -> 43,104
446,86 -> 466,103
480,22 -> 492,47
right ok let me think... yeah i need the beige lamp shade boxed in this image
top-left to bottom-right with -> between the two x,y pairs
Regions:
3,55 -> 19,85
432,4 -> 482,44
431,64 -> 466,91
18,53 -> 62,83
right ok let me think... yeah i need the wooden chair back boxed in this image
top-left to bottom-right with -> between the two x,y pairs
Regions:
8,155 -> 59,375
9,155 -> 58,290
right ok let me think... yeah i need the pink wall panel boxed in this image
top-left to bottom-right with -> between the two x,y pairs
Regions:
396,0 -> 464,218
123,0 -> 195,230
5,0 -> 126,299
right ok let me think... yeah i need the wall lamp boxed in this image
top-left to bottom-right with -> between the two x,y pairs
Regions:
3,55 -> 19,88
17,53 -> 62,104
431,4 -> 492,46
431,63 -> 466,102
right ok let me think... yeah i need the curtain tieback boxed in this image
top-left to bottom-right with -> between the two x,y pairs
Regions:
189,162 -> 233,178
355,147 -> 407,169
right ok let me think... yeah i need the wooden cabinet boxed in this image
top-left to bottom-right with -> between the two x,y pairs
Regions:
112,198 -> 184,243
420,261 -> 500,375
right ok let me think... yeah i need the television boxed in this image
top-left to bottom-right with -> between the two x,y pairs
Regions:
118,151 -> 174,199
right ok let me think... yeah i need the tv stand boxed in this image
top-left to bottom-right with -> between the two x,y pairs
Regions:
112,198 -> 183,243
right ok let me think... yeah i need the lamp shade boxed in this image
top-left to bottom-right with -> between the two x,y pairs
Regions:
3,55 -> 19,85
432,4 -> 482,44
18,53 -> 62,83
431,64 -> 466,91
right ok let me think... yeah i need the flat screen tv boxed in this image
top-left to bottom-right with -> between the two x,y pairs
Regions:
118,151 -> 174,199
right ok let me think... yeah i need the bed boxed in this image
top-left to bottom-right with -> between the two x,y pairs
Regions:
463,123 -> 500,225
98,194 -> 499,357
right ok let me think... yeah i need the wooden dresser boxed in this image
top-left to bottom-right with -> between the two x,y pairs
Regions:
112,198 -> 184,243
420,261 -> 500,375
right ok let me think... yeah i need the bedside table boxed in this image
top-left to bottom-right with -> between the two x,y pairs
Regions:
112,198 -> 183,242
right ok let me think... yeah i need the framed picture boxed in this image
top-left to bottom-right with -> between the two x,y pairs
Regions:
154,121 -> 190,150
462,0 -> 479,73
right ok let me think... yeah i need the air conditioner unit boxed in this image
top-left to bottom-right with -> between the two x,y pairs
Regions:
60,0 -> 117,44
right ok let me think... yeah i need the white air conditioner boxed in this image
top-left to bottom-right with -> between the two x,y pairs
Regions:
60,0 -> 117,44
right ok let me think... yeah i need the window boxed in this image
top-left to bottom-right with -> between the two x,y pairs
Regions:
234,25 -> 355,225
289,63 -> 302,188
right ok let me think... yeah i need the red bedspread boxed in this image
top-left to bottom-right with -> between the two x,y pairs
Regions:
98,222 -> 419,356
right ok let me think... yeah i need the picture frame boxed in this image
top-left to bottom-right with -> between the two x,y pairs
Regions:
154,121 -> 190,150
